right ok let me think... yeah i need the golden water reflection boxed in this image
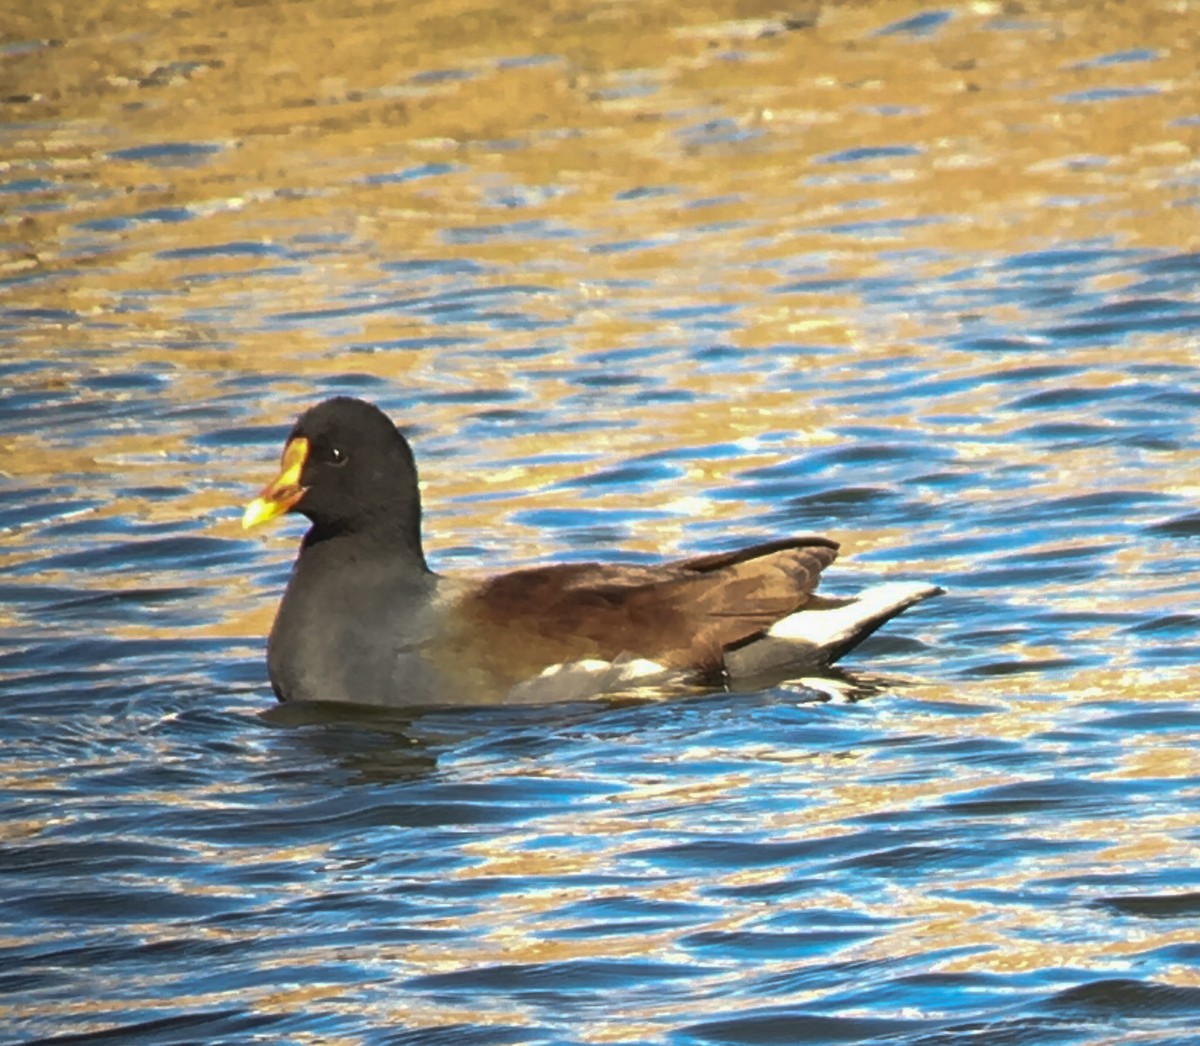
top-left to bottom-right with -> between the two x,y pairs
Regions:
2,0 -> 1199,1038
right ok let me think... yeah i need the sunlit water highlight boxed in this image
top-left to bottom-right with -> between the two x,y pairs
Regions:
2,1 -> 1199,1043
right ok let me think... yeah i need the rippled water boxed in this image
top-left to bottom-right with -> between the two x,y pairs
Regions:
3,1 -> 1200,1042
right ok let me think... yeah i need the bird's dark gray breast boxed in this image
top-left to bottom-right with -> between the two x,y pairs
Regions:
266,550 -> 448,705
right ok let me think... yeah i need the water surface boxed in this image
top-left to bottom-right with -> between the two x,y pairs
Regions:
2,1 -> 1199,1042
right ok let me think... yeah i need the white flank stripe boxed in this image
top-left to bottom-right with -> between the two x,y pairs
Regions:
509,656 -> 676,703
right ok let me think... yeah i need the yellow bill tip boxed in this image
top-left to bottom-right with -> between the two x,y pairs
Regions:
242,436 -> 310,530
242,496 -> 284,530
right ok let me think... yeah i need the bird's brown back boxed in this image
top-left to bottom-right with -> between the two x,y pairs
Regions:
446,537 -> 839,687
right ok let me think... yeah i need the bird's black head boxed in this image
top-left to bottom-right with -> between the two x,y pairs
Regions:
244,396 -> 427,566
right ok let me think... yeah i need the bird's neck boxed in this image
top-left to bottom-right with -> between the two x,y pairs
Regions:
300,517 -> 431,575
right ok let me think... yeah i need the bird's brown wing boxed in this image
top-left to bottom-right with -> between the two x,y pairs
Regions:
454,537 -> 840,684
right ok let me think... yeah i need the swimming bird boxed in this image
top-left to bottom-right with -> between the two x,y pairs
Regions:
243,396 -> 941,706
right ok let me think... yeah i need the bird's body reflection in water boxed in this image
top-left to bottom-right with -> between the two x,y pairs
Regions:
259,667 -> 896,784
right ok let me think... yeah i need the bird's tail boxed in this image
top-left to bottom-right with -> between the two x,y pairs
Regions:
724,581 -> 943,681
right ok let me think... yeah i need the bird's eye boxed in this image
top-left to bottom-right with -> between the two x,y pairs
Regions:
328,446 -> 347,466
